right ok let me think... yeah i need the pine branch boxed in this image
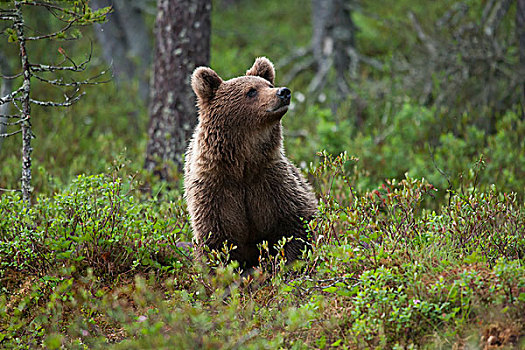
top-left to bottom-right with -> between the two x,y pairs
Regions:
30,45 -> 92,72
0,114 -> 21,119
0,85 -> 24,105
33,69 -> 110,87
0,129 -> 22,138
30,62 -> 88,72
0,117 -> 28,126
11,99 -> 23,113
30,92 -> 85,107
0,187 -> 21,192
0,72 -> 23,80
26,17 -> 76,40
409,11 -> 438,57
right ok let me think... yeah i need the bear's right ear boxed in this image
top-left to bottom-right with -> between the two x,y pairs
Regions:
246,57 -> 275,85
191,67 -> 222,103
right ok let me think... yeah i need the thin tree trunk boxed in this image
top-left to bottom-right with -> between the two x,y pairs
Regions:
14,2 -> 33,203
145,0 -> 211,179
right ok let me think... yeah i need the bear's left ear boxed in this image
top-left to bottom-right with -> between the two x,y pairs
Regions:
246,57 -> 275,85
191,67 -> 223,104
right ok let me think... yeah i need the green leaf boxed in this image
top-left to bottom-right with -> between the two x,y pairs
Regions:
518,293 -> 525,302
331,339 -> 342,347
322,286 -> 338,293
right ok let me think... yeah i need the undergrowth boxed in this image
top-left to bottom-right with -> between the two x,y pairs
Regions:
1,154 -> 524,349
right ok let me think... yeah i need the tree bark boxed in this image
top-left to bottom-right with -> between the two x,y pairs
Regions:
310,0 -> 356,98
144,0 -> 211,179
91,0 -> 152,102
14,2 -> 33,204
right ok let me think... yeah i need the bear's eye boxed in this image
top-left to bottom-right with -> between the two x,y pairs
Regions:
247,88 -> 257,98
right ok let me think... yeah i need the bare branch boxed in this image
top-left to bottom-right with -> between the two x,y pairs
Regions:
347,47 -> 384,71
0,72 -> 23,80
0,116 -> 28,126
0,129 -> 22,138
437,2 -> 469,28
482,0 -> 513,36
30,92 -> 85,107
30,62 -> 88,72
30,43 -> 92,72
0,188 -> 21,193
11,99 -> 23,113
33,69 -> 111,87
26,17 -> 76,41
282,57 -> 315,85
1,121 -> 19,126
0,85 -> 24,105
408,11 -> 438,57
277,47 -> 312,68
0,114 -> 21,119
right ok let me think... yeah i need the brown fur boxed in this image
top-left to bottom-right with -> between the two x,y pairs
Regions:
184,57 -> 317,268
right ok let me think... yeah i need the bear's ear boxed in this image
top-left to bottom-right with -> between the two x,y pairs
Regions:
246,57 -> 275,85
191,67 -> 222,103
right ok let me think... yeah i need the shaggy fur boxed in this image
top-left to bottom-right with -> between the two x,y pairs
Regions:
184,57 -> 317,268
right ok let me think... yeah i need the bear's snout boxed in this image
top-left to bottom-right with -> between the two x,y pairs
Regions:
277,87 -> 291,102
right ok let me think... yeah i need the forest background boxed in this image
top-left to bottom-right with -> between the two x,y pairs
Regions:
0,0 -> 524,348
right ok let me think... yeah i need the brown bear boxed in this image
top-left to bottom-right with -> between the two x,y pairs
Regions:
184,57 -> 317,269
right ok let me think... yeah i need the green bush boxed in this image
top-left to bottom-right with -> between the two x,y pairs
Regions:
0,170 -> 191,284
1,154 -> 524,348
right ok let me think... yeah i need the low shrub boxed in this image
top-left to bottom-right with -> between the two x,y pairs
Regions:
0,154 -> 523,348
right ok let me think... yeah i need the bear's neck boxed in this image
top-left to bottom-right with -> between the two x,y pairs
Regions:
197,122 -> 283,179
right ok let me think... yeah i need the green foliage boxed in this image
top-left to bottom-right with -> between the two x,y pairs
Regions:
1,155 -> 524,348
290,101 -> 525,201
0,168 -> 191,283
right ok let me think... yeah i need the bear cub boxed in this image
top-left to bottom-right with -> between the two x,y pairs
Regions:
184,57 -> 317,269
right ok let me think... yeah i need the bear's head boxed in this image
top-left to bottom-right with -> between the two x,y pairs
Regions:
191,57 -> 291,129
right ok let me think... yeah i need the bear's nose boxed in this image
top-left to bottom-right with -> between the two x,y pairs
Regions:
277,87 -> 291,100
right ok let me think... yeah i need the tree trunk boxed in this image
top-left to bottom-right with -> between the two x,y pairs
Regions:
310,0 -> 356,98
14,2 -> 33,204
91,0 -> 152,102
518,0 -> 525,117
144,0 -> 211,179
